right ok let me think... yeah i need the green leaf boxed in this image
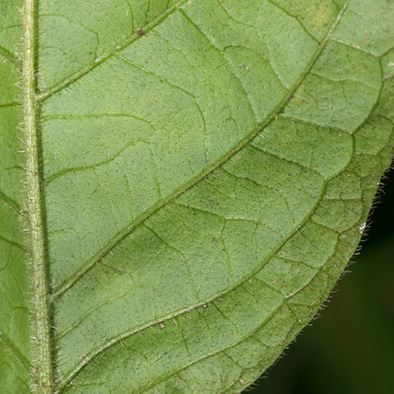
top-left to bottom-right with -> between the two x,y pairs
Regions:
1,0 -> 393,393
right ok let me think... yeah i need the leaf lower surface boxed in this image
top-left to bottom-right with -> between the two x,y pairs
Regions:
0,0 -> 394,393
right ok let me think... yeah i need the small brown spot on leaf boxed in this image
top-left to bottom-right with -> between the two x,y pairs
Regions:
137,28 -> 145,36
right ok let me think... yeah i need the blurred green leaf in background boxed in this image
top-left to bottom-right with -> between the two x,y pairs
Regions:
249,167 -> 394,394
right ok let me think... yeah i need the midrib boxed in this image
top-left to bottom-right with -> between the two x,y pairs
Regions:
23,0 -> 53,392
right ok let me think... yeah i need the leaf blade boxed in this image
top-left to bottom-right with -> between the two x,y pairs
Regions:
0,2 -> 31,392
1,0 -> 394,393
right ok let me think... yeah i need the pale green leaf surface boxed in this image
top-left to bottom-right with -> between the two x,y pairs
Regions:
0,1 -> 31,391
0,0 -> 394,393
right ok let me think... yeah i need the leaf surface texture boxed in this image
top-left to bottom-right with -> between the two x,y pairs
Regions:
0,0 -> 394,392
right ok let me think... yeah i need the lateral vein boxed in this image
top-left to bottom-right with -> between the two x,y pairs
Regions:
0,45 -> 19,65
0,331 -> 32,371
36,0 -> 188,102
52,0 -> 350,300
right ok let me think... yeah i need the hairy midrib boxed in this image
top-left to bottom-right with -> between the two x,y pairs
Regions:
23,0 -> 53,392
52,0 -> 350,299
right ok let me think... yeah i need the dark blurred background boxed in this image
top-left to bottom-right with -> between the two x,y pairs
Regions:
248,166 -> 394,394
